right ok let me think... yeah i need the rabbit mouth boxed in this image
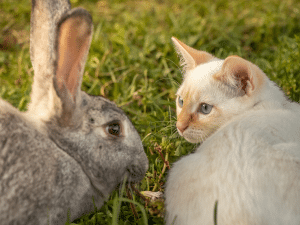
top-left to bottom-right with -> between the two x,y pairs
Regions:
126,165 -> 145,184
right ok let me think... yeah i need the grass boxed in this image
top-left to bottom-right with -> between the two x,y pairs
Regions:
1,0 -> 300,224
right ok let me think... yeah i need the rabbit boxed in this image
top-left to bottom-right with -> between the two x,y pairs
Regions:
0,0 -> 149,224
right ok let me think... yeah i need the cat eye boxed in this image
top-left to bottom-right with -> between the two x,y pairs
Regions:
199,103 -> 213,114
106,121 -> 122,137
178,96 -> 183,108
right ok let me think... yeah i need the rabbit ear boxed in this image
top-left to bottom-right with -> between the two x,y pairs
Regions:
53,9 -> 93,126
30,0 -> 71,68
29,0 -> 71,112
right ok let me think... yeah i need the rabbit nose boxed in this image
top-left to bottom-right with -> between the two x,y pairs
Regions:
176,121 -> 189,133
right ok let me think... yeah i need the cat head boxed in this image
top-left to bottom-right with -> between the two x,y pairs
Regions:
172,37 -> 267,143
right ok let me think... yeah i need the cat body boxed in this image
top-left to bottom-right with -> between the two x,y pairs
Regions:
165,37 -> 300,225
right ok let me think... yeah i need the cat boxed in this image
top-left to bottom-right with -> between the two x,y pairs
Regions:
165,37 -> 300,225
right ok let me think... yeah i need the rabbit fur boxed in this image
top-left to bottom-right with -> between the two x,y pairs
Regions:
0,0 -> 148,224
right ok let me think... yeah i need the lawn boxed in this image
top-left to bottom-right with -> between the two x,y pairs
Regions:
1,0 -> 300,224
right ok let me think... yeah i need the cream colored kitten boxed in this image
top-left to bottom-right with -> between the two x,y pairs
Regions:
165,37 -> 300,225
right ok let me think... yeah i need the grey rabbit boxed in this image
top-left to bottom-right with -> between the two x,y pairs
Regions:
0,0 -> 148,224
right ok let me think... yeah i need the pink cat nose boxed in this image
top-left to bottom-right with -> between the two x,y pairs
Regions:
176,121 -> 188,133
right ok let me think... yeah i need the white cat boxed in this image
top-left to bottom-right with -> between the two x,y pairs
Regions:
165,37 -> 300,225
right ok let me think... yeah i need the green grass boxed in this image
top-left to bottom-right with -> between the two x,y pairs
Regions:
1,0 -> 300,224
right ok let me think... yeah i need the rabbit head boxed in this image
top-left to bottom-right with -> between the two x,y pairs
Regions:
30,0 -> 148,197
0,0 -> 148,223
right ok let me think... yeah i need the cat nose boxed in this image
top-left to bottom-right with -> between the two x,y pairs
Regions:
176,121 -> 188,133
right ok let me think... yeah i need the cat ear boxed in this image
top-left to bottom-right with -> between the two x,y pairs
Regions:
216,56 -> 263,96
171,37 -> 214,72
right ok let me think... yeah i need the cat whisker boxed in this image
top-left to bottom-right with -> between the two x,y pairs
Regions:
165,57 -> 182,71
154,77 -> 180,88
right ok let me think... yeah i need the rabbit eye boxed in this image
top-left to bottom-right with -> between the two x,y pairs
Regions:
106,122 -> 122,137
89,117 -> 95,123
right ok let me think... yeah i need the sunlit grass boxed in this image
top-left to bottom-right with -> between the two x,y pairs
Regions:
1,0 -> 300,224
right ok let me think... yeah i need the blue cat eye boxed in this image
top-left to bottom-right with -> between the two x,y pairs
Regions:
199,103 -> 213,114
178,96 -> 183,108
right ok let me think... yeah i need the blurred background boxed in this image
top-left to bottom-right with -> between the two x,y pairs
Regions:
1,0 -> 300,224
